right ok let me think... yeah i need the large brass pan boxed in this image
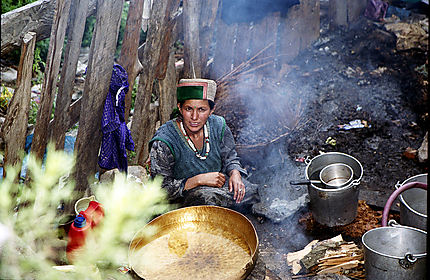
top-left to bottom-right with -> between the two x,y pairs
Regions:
129,205 -> 259,280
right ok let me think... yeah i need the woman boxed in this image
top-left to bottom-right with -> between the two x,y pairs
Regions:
149,78 -> 259,208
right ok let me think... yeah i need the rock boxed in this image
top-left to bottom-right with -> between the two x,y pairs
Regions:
99,165 -> 148,185
417,132 -> 428,163
127,165 -> 148,184
99,168 -> 120,183
252,194 -> 309,223
0,67 -> 17,84
76,60 -> 87,77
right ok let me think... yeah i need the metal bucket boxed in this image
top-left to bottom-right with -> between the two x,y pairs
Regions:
305,152 -> 363,227
396,174 -> 427,231
362,222 -> 427,280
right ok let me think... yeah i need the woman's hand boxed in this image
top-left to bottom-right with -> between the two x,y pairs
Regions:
229,170 -> 245,203
184,172 -> 226,191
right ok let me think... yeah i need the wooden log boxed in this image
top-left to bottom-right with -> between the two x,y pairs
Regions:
233,22 -> 252,68
210,16 -> 236,80
31,0 -> 72,161
118,0 -> 145,123
130,0 -> 180,165
73,0 -> 124,192
347,0 -> 367,24
278,4 -> 301,64
183,0 -> 202,78
298,0 -> 320,51
155,13 -> 179,80
158,48 -> 178,125
329,0 -> 348,28
199,0 -> 220,77
0,32 -> 36,179
51,0 -> 89,150
0,0 -> 97,56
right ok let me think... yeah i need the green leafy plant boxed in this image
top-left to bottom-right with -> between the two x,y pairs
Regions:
0,144 -> 170,279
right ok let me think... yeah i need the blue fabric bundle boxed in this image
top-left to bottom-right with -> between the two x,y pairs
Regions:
98,64 -> 135,172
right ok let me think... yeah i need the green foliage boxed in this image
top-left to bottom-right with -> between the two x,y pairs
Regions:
1,0 -> 37,14
27,99 -> 39,125
32,42 -> 47,86
115,1 -> 130,59
0,85 -> 14,114
0,144 -> 170,279
81,15 -> 96,48
130,77 -> 139,111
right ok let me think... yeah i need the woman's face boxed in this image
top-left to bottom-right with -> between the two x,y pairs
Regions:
178,99 -> 213,135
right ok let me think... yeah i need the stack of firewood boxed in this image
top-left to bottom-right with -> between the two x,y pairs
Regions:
287,235 -> 365,279
315,241 -> 364,279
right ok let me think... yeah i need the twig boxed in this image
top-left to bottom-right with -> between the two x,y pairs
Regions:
216,42 -> 274,83
291,273 -> 316,279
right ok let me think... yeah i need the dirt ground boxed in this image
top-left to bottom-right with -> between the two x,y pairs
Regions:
215,3 -> 428,279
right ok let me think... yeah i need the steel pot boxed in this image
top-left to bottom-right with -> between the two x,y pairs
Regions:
319,163 -> 353,188
362,221 -> 427,280
305,152 -> 363,227
396,173 -> 427,231
128,206 -> 258,280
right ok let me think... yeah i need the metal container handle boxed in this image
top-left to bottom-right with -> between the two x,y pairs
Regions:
394,181 -> 401,190
351,179 -> 360,189
304,156 -> 311,165
388,219 -> 427,262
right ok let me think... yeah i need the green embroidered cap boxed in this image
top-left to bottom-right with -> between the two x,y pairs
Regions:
177,78 -> 217,102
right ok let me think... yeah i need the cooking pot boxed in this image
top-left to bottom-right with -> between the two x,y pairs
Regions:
396,174 -> 427,231
304,152 -> 363,227
362,221 -> 427,280
128,206 -> 258,280
319,163 -> 354,188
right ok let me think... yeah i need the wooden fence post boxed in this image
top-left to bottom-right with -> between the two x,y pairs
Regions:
118,0 -> 144,123
51,0 -> 90,150
199,0 -> 220,77
0,32 -> 36,179
183,0 -> 202,78
31,0 -> 72,161
130,0 -> 180,165
73,0 -> 124,193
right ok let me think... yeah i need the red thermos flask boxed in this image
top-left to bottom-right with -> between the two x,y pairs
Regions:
66,214 -> 90,262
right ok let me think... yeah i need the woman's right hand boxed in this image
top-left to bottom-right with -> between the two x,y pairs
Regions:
184,172 -> 226,190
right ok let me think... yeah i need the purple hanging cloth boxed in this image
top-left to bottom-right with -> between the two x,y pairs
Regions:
98,64 -> 135,172
364,0 -> 389,21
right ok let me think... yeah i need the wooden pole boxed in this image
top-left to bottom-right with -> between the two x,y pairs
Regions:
1,0 -> 97,56
0,32 -> 36,179
182,0 -> 202,78
130,0 -> 180,165
31,0 -> 72,161
199,0 -> 220,77
51,0 -> 89,150
118,0 -> 144,123
73,0 -> 124,192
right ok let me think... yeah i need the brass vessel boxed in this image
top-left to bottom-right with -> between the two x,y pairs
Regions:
129,205 -> 259,280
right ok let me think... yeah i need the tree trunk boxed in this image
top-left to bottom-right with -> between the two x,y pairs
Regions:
158,48 -> 178,125
199,0 -> 220,77
0,32 -> 36,179
31,0 -> 72,161
0,0 -> 97,55
118,0 -> 144,123
51,0 -> 89,150
130,0 -> 180,165
182,0 -> 201,78
72,0 -> 124,193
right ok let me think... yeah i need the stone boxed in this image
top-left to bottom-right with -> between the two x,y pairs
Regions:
127,165 -> 148,184
417,132 -> 428,163
0,67 -> 17,84
99,168 -> 120,183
